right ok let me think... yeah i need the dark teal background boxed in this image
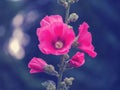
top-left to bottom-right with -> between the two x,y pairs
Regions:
0,0 -> 120,90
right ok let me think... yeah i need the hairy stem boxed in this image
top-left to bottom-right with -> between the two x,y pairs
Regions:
57,1 -> 71,90
57,56 -> 66,90
65,2 -> 71,24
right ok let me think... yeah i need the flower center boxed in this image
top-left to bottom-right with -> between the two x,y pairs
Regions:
55,41 -> 63,49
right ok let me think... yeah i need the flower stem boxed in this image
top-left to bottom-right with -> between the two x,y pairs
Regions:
57,56 -> 65,90
57,1 -> 71,90
65,2 -> 71,24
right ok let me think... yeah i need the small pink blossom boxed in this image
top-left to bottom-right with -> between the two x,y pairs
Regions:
28,57 -> 47,73
37,15 -> 75,55
69,52 -> 85,68
77,22 -> 97,58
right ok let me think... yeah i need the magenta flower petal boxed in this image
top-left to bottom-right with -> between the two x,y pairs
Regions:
69,52 -> 85,68
38,43 -> 56,55
78,22 -> 97,58
40,15 -> 63,27
37,26 -> 55,43
28,57 -> 47,73
37,15 -> 75,55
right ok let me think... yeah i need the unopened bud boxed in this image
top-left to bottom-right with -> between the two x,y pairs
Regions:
68,13 -> 79,23
59,0 -> 66,3
68,0 -> 79,4
42,80 -> 56,90
64,77 -> 74,86
60,82 -> 66,87
63,2 -> 68,8
45,65 -> 59,77
59,82 -> 68,90
59,0 -> 68,8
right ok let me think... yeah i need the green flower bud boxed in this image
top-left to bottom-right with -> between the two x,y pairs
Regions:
68,13 -> 79,22
64,77 -> 74,86
42,80 -> 56,90
68,0 -> 79,4
45,65 -> 59,77
59,0 -> 66,3
58,0 -> 68,8
60,82 -> 66,87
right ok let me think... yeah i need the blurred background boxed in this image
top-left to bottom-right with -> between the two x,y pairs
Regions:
0,0 -> 120,90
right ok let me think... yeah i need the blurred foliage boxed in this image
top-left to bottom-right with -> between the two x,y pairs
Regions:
0,0 -> 120,90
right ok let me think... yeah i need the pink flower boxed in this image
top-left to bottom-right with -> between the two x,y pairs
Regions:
28,57 -> 47,73
37,15 -> 75,55
69,52 -> 85,68
77,22 -> 97,58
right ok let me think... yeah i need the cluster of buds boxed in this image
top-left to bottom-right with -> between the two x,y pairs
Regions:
64,77 -> 74,86
58,0 -> 79,8
60,77 -> 74,90
68,0 -> 79,4
58,0 -> 68,8
42,80 -> 56,90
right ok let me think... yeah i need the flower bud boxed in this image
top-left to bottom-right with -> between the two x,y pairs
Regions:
59,0 -> 66,3
59,77 -> 74,90
42,80 -> 56,90
45,65 -> 59,77
69,52 -> 85,68
60,82 -> 67,89
28,57 -> 47,74
68,0 -> 79,4
64,77 -> 74,86
68,13 -> 79,23
59,0 -> 68,8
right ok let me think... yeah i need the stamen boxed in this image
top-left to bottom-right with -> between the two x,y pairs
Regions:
55,41 -> 63,49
